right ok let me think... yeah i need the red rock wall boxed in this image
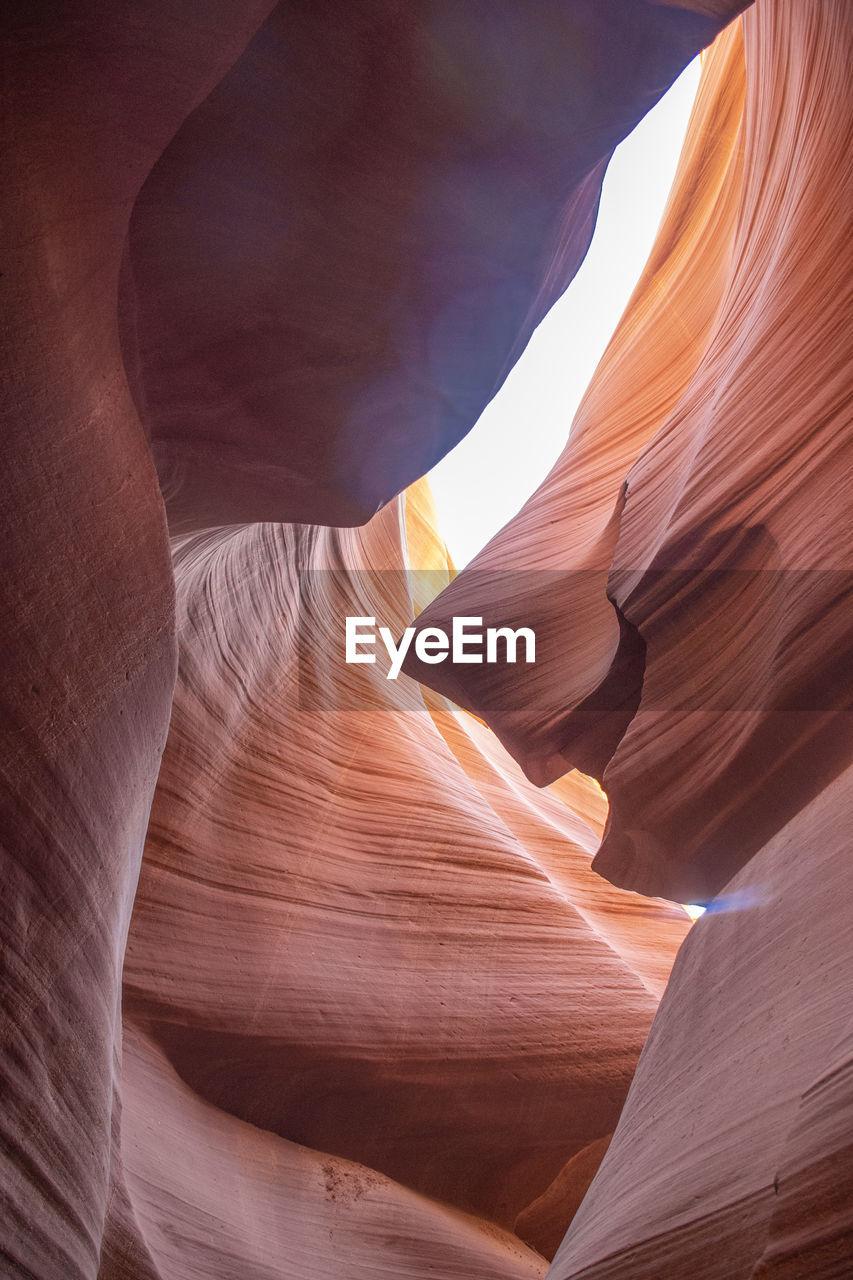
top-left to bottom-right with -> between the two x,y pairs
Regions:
7,2 -> 851,1278
0,8 -> 276,1277
102,487 -> 689,1275
3,5 -> 741,1274
548,763 -> 853,1280
409,0 -> 852,904
102,1021 -> 550,1280
412,1 -> 853,1273
121,1 -> 742,531
404,19 -> 748,808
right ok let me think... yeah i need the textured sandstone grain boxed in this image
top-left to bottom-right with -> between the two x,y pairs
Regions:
409,0 -> 853,904
99,1021 -> 550,1280
594,0 -> 853,902
0,8 -> 277,1276
404,20 -> 748,791
3,4 -> 731,1270
547,764 -> 853,1280
111,488 -> 688,1273
515,1135 -> 614,1260
5,1 -> 848,1278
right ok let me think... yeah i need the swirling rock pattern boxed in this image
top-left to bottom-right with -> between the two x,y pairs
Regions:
4,1 -> 850,1278
404,18 -> 748,799
410,2 -> 853,1274
102,1023 -> 550,1280
408,0 -> 853,905
404,0 -> 852,1275
515,1135 -> 614,1261
1,4 -> 742,1275
104,484 -> 689,1275
0,8 -> 275,1277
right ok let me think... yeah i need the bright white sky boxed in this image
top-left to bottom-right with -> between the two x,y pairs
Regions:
428,57 -> 702,568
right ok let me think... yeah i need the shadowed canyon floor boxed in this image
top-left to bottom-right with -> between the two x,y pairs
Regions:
2,1 -> 851,1278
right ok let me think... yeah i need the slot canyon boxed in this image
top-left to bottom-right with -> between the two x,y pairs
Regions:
1,2 -> 850,1278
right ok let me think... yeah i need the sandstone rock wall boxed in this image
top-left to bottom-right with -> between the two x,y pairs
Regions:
409,0 -> 852,905
548,763 -> 853,1279
103,485 -> 689,1274
6,2 -> 850,1278
412,1 -> 853,1273
0,9 -> 276,1275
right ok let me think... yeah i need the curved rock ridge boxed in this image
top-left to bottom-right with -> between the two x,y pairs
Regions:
407,0 -> 853,904
100,1022 -> 549,1280
0,8 -> 278,1279
750,1021 -> 853,1280
403,18 -> 748,784
546,762 -> 853,1280
593,0 -> 853,902
11,2 -> 850,1278
108,481 -> 690,1273
515,1135 -> 614,1261
121,1 -> 746,531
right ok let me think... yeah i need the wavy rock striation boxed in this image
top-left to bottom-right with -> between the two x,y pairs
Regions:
547,763 -> 853,1279
408,0 -> 852,905
5,1 -> 850,1278
411,2 -> 853,1274
403,18 -> 748,791
102,1022 -> 549,1280
1,4 -> 746,1275
0,9 -> 276,1278
103,483 -> 689,1275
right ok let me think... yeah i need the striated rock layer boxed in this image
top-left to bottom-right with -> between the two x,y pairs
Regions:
103,481 -> 689,1276
0,9 -> 277,1278
102,1023 -> 549,1280
411,1 -> 853,1274
404,17 -> 748,801
547,764 -> 853,1280
1,4 -> 746,1276
408,0 -> 853,905
5,1 -> 851,1277
516,1135 -> 614,1262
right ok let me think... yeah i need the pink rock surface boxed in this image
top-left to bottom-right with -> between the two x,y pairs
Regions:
403,19 -> 748,792
751,1022 -> 853,1279
592,0 -> 853,902
0,8 -> 274,1276
406,6 -> 853,1272
408,0 -> 853,904
2,4 -> 736,1272
108,490 -> 688,1272
6,1 -> 850,1277
101,1021 -> 549,1280
547,763 -> 853,1280
515,1135 -> 614,1261
122,2 -> 743,531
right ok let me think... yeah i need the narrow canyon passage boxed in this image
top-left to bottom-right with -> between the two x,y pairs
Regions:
1,2 -> 850,1279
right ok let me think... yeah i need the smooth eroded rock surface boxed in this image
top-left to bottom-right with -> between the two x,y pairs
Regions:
0,7 -> 277,1276
515,1135 -> 614,1261
107,482 -> 689,1273
5,1 -> 850,1277
408,0 -> 852,904
404,18 -> 747,789
546,764 -> 853,1280
101,1021 -> 549,1280
122,1 -> 745,529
